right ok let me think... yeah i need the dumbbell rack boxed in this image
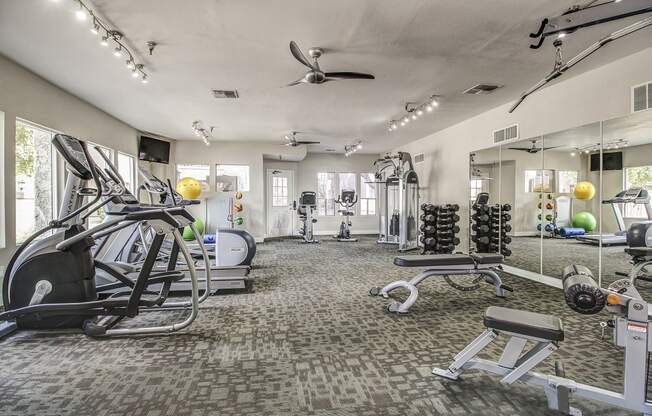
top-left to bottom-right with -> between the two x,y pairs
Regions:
537,193 -> 555,236
419,203 -> 461,254
471,202 -> 512,257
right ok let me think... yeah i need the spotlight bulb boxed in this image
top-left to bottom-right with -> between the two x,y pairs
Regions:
417,109 -> 423,116
570,152 -> 576,157
75,5 -> 87,21
113,47 -> 122,57
100,36 -> 109,46
126,60 -> 135,69
90,24 -> 99,35
411,114 -> 417,120
356,143 -> 363,150
141,75 -> 149,84
426,105 -> 433,112
131,69 -> 139,78
400,121 -> 406,126
430,97 -> 439,107
403,116 -> 409,123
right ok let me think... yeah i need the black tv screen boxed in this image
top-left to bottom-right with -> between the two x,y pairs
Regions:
138,136 -> 170,164
590,152 -> 623,171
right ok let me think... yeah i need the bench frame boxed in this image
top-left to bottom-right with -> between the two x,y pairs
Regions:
370,262 -> 508,314
433,303 -> 652,416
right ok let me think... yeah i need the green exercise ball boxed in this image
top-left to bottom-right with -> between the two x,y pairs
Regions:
571,211 -> 597,232
182,218 -> 205,241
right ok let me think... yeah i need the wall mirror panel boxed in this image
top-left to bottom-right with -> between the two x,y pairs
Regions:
541,123 -> 601,282
469,111 -> 652,289
601,111 -> 652,293
468,147 -> 501,254
498,137 -> 544,276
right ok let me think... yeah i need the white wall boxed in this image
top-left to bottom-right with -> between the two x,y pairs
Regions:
394,46 -> 652,250
0,53 -> 139,264
297,153 -> 379,235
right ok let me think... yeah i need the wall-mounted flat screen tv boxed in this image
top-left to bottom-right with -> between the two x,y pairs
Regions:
590,151 -> 622,171
138,136 -> 170,164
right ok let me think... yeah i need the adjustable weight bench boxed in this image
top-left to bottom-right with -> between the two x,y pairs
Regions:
369,253 -> 513,314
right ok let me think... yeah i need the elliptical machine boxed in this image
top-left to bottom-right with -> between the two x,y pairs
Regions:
0,134 -> 204,338
295,191 -> 319,244
333,190 -> 358,242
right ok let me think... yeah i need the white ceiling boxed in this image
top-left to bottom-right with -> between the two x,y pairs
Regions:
1,0 -> 652,153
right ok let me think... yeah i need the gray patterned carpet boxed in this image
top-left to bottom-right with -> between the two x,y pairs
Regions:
0,236 -> 642,415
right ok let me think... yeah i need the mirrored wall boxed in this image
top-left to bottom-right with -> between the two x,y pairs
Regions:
469,110 -> 652,289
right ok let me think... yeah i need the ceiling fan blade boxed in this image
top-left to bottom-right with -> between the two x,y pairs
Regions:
285,77 -> 307,87
508,147 -> 531,151
542,146 -> 561,151
324,71 -> 375,80
297,141 -> 320,145
289,41 -> 314,70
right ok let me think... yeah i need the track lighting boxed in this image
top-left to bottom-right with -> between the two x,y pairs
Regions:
192,121 -> 212,146
344,141 -> 363,157
49,0 -> 150,84
75,2 -> 87,20
389,94 -> 440,132
90,18 -> 100,35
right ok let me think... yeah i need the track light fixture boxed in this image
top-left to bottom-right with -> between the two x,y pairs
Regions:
570,139 -> 628,155
344,141 -> 363,157
388,95 -> 440,131
192,121 -> 212,146
48,0 -> 150,83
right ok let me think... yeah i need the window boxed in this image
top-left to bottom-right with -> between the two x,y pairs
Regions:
470,179 -> 484,201
215,164 -> 250,192
15,120 -> 58,243
557,171 -> 579,194
117,152 -> 136,193
317,173 -> 336,216
360,173 -> 376,216
625,165 -> 652,218
272,177 -> 288,207
87,143 -> 114,229
524,169 -> 554,193
176,164 -> 210,191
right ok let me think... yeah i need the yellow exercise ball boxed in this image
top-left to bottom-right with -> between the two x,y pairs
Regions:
176,177 -> 202,200
574,181 -> 595,200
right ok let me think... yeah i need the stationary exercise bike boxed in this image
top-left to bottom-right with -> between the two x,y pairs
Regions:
295,191 -> 319,244
333,189 -> 358,242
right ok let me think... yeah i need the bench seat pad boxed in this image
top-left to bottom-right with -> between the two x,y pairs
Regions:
484,306 -> 564,342
470,253 -> 504,264
393,254 -> 475,267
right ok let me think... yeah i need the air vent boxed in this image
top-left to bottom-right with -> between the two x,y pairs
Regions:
212,89 -> 239,99
414,153 -> 425,164
632,81 -> 652,113
493,124 -> 518,144
463,83 -> 503,95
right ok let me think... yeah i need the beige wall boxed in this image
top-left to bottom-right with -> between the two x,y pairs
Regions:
0,53 -> 139,265
395,46 -> 652,250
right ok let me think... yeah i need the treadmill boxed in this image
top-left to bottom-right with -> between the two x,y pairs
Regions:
576,187 -> 652,246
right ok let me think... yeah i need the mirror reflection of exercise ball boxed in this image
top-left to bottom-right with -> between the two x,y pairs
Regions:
176,177 -> 202,200
572,211 -> 597,232
574,181 -> 595,200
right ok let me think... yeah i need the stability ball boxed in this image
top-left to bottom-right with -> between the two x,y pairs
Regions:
176,177 -> 202,200
182,218 -> 205,241
572,211 -> 597,232
574,181 -> 595,200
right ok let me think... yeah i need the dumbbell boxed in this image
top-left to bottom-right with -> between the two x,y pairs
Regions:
502,204 -> 512,212
501,248 -> 512,257
420,214 -> 436,223
420,224 -> 436,234
420,236 -> 436,246
438,237 -> 460,245
446,204 -> 460,212
472,214 -> 489,222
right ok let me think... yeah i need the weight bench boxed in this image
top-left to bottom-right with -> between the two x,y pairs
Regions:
432,306 -> 577,413
369,253 -> 512,314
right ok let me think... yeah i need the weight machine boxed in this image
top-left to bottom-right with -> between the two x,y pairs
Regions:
511,0 -> 652,113
373,152 -> 419,251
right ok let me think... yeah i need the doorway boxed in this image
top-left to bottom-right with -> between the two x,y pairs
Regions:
266,169 -> 295,237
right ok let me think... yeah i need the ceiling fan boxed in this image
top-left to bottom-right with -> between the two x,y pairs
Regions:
283,132 -> 320,147
508,140 -> 559,154
286,41 -> 375,86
